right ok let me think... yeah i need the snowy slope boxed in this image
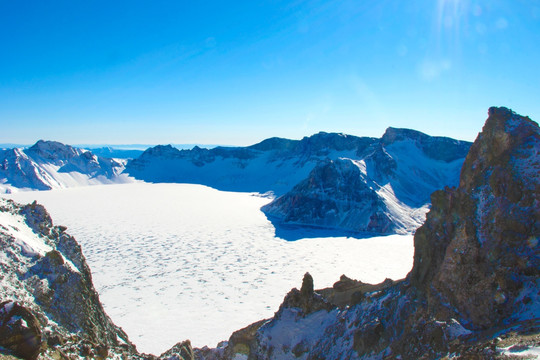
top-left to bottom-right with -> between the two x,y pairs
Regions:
0,140 -> 135,193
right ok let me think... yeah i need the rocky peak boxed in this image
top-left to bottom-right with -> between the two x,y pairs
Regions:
460,106 -> 539,191
248,137 -> 299,152
381,127 -> 471,162
381,127 -> 427,144
297,132 -> 376,155
27,140 -> 80,162
141,144 -> 181,159
279,272 -> 332,316
411,106 -> 540,329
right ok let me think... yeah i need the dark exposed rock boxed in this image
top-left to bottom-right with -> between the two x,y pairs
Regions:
300,272 -> 314,297
220,320 -> 268,360
412,106 -> 540,330
0,301 -> 42,360
279,274 -> 333,316
158,340 -> 194,360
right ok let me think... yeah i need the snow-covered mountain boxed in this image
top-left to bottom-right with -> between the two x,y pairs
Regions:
125,132 -> 376,196
1,131 -> 470,235
0,140 -> 134,193
262,128 -> 470,234
126,129 -> 469,235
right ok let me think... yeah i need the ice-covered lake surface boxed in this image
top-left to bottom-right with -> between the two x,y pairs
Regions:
8,183 -> 414,355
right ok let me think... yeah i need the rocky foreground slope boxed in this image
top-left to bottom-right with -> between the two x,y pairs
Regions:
0,198 -> 194,360
0,140 -> 132,193
0,198 -> 138,359
195,107 -> 539,359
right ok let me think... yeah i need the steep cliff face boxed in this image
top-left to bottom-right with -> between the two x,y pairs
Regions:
411,106 -> 540,329
198,107 -> 539,359
261,158 -> 401,234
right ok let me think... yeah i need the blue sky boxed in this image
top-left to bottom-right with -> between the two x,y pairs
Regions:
1,0 -> 539,145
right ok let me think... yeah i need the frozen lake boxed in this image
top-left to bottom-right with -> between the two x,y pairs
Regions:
8,183 -> 414,355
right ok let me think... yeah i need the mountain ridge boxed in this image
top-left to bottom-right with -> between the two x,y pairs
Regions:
126,128 -> 471,235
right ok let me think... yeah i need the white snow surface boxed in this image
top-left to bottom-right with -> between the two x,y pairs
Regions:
0,201 -> 79,273
499,344 -> 540,359
6,183 -> 414,355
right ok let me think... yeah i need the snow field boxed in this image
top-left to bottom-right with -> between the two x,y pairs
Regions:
6,183 -> 414,355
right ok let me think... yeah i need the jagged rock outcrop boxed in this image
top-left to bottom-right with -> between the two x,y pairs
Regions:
0,197 -> 197,360
278,273 -> 333,316
0,140 -> 131,193
158,340 -> 194,360
411,106 -> 540,329
0,198 -> 138,358
194,107 -> 540,359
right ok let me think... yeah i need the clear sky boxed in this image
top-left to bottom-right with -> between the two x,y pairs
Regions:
1,0 -> 539,146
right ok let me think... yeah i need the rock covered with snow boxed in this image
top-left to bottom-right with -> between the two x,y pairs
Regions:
262,128 -> 470,234
194,107 -> 540,359
0,197 -> 198,359
0,140 -> 132,193
0,198 -> 138,358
